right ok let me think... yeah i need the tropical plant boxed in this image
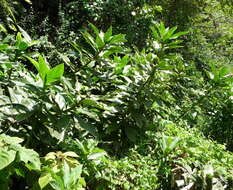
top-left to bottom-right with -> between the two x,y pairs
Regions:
0,134 -> 40,189
1,5 -> 233,188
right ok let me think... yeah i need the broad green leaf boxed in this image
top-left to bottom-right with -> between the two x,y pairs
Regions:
17,147 -> 41,170
16,32 -> 22,42
26,56 -> 40,71
18,26 -> 32,43
82,31 -> 97,51
63,160 -> 71,188
50,181 -> 63,190
160,136 -> 167,153
156,22 -> 166,39
163,26 -> 177,41
109,34 -> 126,44
100,46 -> 124,58
219,65 -> 230,78
0,149 -> 16,170
38,55 -> 50,81
168,137 -> 179,151
63,152 -> 79,158
159,21 -> 166,34
104,26 -> 112,42
150,26 -> 159,40
89,23 -> 99,36
59,53 -> 76,71
75,117 -> 98,137
76,108 -> 99,121
17,41 -> 29,51
45,152 -> 56,161
171,31 -> 189,39
74,140 -> 87,155
49,174 -> 64,190
115,55 -> 129,74
8,87 -> 22,103
87,151 -> 107,161
81,99 -> 104,110
88,23 -> 105,49
39,173 -> 52,189
46,64 -> 64,84
0,44 -> 9,51
0,134 -> 23,144
160,135 -> 179,154
55,93 -> 66,110
96,31 -> 105,49
14,168 -> 25,177
0,24 -> 7,33
70,165 -> 83,186
47,127 -> 66,143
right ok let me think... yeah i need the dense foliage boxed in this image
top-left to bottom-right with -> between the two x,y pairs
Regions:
0,0 -> 233,189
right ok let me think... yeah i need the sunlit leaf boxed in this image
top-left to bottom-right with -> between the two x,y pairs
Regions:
46,64 -> 64,84
0,149 -> 16,170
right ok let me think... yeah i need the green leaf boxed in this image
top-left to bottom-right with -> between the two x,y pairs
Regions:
17,147 -> 41,170
75,117 -> 98,137
82,31 -> 97,51
168,137 -> 179,151
26,55 -> 51,83
39,173 -> 52,189
70,165 -> 83,187
81,99 -> 104,110
163,26 -> 177,41
46,64 -> 64,84
0,44 -> 9,51
109,34 -> 126,44
206,71 -> 215,80
96,31 -> 105,49
219,65 -> 230,78
50,175 -> 64,190
89,23 -> 99,36
104,26 -> 112,42
160,135 -> 179,154
16,32 -> 22,42
88,23 -> 105,49
87,151 -> 107,161
26,56 -> 40,71
59,53 -> 76,71
160,136 -> 167,153
100,46 -> 124,58
63,152 -> 79,158
0,134 -> 23,144
0,24 -> 7,33
55,93 -> 66,110
17,41 -> 29,51
38,55 -> 50,81
158,21 -> 166,36
170,31 -> 188,39
18,26 -> 32,43
150,26 -> 159,40
0,149 -> 16,170
62,160 -> 70,188
115,55 -> 129,74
